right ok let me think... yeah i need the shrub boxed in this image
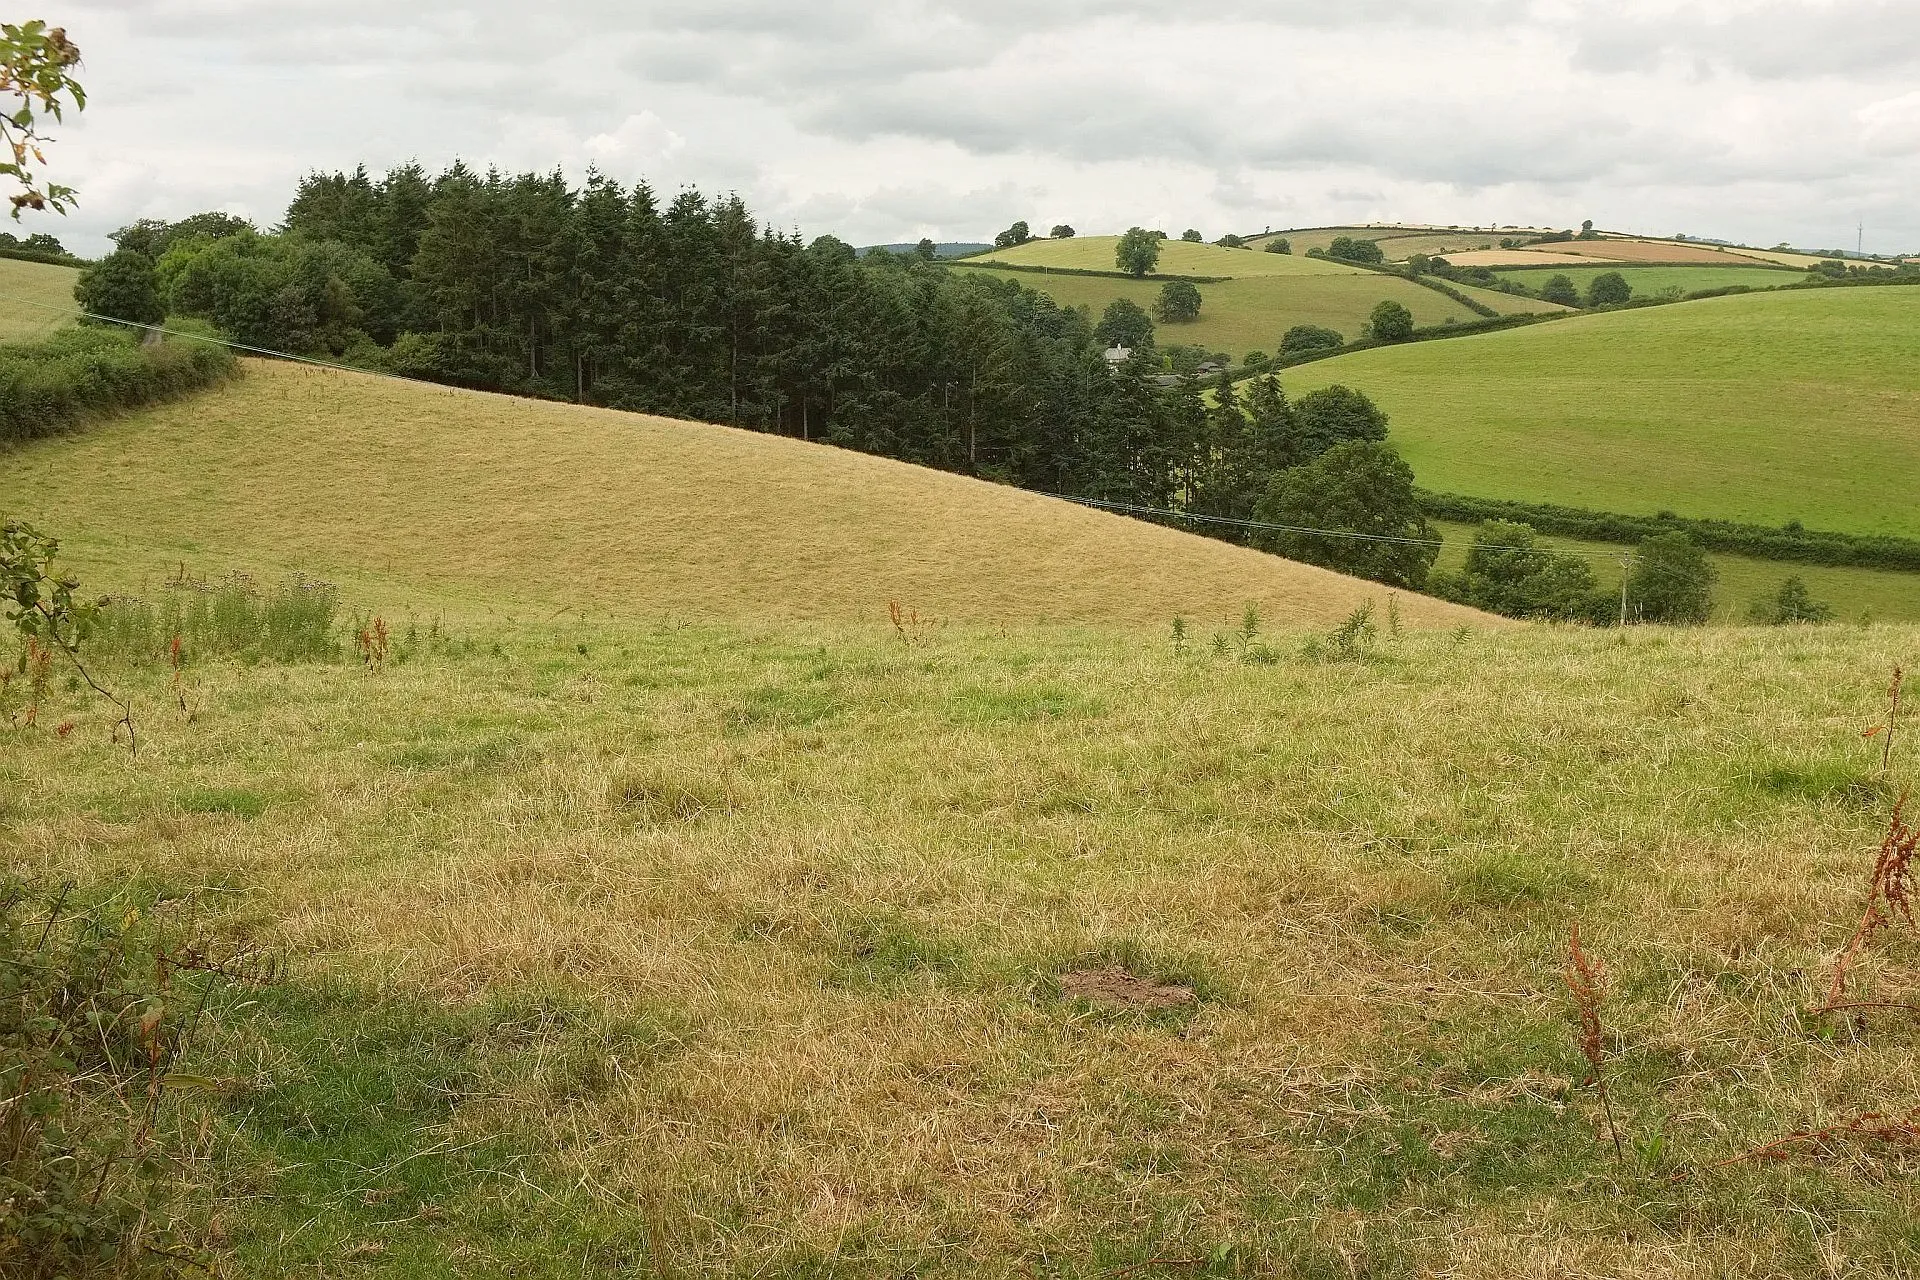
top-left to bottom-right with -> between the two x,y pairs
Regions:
1278,323 -> 1343,356
1254,441 -> 1438,589
0,327 -> 236,447
1629,532 -> 1716,623
1291,384 -> 1388,463
1154,279 -> 1202,323
1428,520 -> 1615,623
0,880 -> 227,1274
1585,271 -> 1632,306
1115,227 -> 1162,277
1747,575 -> 1834,624
1094,298 -> 1155,350
1263,238 -> 1291,254
1326,236 -> 1385,264
73,249 -> 164,326
1540,274 -> 1581,307
1368,299 -> 1414,341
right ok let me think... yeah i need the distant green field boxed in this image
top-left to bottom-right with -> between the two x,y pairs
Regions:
962,267 -> 1518,361
971,235 -> 1359,278
1432,520 -> 1920,623
1489,264 -> 1801,297
1276,287 -> 1920,540
0,257 -> 79,341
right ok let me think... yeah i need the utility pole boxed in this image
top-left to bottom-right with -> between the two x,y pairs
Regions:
1619,554 -> 1632,626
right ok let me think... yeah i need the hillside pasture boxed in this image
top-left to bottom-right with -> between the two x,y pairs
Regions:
0,257 -> 81,340
1275,286 -> 1920,539
1489,264 -> 1802,297
961,267 -> 1555,362
970,235 -> 1359,278
0,357 -> 1494,632
1257,225 -> 1551,257
1440,248 -> 1624,267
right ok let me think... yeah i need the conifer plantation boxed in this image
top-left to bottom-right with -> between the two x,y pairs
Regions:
124,164 -> 1331,521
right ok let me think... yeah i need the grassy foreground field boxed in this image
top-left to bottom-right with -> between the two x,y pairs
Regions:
0,358 -> 1489,631
6,611 -> 1920,1276
1279,286 -> 1920,539
0,256 -> 80,340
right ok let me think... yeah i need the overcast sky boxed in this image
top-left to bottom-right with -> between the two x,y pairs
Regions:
20,0 -> 1920,257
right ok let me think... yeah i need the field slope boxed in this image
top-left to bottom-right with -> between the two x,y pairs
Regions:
1279,286 -> 1920,539
0,256 -> 80,341
0,357 -> 1491,630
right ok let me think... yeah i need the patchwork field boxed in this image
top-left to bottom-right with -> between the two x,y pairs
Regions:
961,266 -> 1556,362
1489,264 -> 1802,297
1250,226 -> 1552,259
968,235 -> 1360,278
0,357 -> 1490,632
1273,286 -> 1920,539
0,256 -> 80,340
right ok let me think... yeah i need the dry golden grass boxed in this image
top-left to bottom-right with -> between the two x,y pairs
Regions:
0,359 -> 1495,631
0,256 -> 80,341
6,618 -> 1919,1276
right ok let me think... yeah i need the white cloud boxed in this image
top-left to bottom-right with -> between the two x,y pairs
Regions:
12,0 -> 1920,256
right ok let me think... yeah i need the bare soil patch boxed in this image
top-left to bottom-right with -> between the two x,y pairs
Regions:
1059,967 -> 1197,1009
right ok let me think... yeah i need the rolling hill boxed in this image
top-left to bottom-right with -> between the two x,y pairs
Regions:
1272,285 -> 1920,539
955,235 -> 1563,361
0,356 -> 1493,630
0,256 -> 80,341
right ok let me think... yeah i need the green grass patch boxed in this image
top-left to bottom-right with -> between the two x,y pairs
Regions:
1280,288 -> 1920,539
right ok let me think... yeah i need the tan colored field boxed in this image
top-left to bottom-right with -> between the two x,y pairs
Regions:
1258,226 -> 1553,257
1438,248 -> 1620,268
972,236 -> 1358,278
0,358 -> 1496,632
0,256 -> 80,341
1563,239 -> 1772,265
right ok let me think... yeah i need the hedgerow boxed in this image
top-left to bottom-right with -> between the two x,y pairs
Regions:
1419,491 -> 1920,572
0,324 -> 235,447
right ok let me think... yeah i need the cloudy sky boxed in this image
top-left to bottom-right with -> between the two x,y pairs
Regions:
20,0 -> 1920,257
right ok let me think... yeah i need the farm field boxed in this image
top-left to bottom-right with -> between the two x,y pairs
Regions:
0,256 -> 80,340
1430,520 -> 1920,623
7,584 -> 1920,1275
960,266 -> 1555,362
1275,286 -> 1920,539
968,235 -> 1359,278
0,357 -> 1489,632
1488,264 -> 1801,297
8,359 -> 1920,1276
1251,226 -> 1549,258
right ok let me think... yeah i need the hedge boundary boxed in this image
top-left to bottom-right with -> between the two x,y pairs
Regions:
0,326 -> 237,447
0,245 -> 87,268
1419,491 -> 1920,572
948,260 -> 1231,285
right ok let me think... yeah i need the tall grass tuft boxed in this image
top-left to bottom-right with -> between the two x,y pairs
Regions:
95,573 -> 340,665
